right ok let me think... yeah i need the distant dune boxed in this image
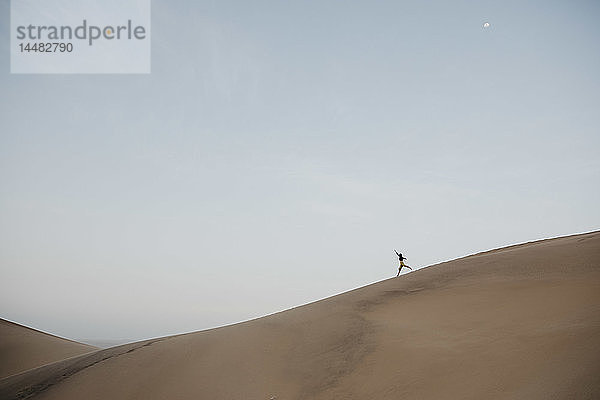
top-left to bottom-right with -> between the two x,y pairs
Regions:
0,319 -> 96,379
1,231 -> 599,399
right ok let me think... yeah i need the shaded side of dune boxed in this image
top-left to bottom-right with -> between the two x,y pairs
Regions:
0,339 -> 163,400
0,319 -> 97,379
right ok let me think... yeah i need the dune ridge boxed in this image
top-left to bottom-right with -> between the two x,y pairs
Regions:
0,319 -> 97,380
1,231 -> 599,400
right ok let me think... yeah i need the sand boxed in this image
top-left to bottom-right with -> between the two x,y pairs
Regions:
1,231 -> 599,399
0,319 -> 97,379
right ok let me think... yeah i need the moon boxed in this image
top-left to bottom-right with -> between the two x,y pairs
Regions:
483,22 -> 490,28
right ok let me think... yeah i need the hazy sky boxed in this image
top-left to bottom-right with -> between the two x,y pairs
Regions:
1,0 -> 599,342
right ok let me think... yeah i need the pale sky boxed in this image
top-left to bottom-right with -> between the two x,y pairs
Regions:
1,0 -> 599,342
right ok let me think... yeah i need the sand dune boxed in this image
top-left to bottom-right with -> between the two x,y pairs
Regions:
0,319 -> 97,379
1,231 -> 599,399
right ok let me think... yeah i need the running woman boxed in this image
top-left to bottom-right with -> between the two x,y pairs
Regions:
395,250 -> 412,277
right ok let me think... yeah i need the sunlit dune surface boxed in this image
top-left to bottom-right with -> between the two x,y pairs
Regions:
1,231 -> 599,399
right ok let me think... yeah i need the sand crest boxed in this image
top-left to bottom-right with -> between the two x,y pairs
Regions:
1,231 -> 599,399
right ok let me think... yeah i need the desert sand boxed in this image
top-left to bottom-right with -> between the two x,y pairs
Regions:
0,319 -> 96,379
1,231 -> 599,399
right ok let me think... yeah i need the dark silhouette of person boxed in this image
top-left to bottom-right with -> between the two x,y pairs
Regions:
395,250 -> 412,277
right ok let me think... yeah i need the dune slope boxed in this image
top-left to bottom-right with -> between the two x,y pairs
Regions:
1,231 -> 599,400
0,319 -> 97,379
